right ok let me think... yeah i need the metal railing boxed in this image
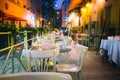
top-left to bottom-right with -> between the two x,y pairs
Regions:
0,31 -> 36,74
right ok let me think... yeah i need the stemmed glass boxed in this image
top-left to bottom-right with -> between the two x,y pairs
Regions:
38,37 -> 42,50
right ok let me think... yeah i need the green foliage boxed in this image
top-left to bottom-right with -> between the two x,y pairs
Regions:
84,24 -> 88,29
42,0 -> 59,30
42,0 -> 57,20
0,23 -> 19,37
9,25 -> 19,37
0,23 -> 51,37
37,27 -> 44,32
37,27 -> 50,35
0,23 -> 8,31
43,28 -> 50,34
19,26 -> 37,35
50,20 -> 58,28
37,27 -> 43,35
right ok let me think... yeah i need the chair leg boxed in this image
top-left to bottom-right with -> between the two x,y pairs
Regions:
70,72 -> 78,80
79,71 -> 82,80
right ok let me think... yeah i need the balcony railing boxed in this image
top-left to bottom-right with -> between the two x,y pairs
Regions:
0,31 -> 36,74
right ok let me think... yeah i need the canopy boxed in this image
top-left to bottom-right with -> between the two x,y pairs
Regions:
66,0 -> 82,13
0,12 -> 26,21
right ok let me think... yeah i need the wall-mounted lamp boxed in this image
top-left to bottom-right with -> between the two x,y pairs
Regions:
86,2 -> 92,8
81,7 -> 86,12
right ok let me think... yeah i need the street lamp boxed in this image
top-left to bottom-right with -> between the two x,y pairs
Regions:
55,4 -> 58,7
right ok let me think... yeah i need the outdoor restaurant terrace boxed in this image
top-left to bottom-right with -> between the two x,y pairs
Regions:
0,0 -> 120,80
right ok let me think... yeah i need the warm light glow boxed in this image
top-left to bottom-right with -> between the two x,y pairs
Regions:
56,11 -> 60,14
81,7 -> 86,13
97,0 -> 105,4
0,0 -> 36,27
97,0 -> 105,10
80,2 -> 92,26
48,22 -> 50,24
74,16 -> 79,26
25,13 -> 36,26
68,12 -> 75,22
86,2 -> 92,8
36,19 -> 39,27
68,12 -> 79,27
80,17 -> 82,25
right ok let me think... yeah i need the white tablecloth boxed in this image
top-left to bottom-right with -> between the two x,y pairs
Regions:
100,39 -> 120,66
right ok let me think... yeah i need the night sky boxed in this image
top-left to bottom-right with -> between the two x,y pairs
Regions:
55,0 -> 64,10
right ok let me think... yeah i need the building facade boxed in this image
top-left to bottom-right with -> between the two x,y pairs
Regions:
61,0 -> 70,27
0,0 -> 42,28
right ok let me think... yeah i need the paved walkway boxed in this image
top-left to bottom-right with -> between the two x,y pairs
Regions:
82,51 -> 120,80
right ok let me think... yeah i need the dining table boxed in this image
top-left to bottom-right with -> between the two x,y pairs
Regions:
100,39 -> 120,67
22,35 -> 73,71
22,42 -> 60,70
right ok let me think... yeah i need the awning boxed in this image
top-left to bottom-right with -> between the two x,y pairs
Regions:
0,12 -> 26,21
0,0 -> 35,21
66,0 -> 82,13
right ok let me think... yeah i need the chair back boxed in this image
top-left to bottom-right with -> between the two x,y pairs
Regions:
41,36 -> 54,45
0,72 -> 72,80
78,48 -> 87,70
74,44 -> 88,70
30,50 -> 56,72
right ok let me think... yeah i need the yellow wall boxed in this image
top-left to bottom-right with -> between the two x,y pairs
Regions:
0,0 -> 35,26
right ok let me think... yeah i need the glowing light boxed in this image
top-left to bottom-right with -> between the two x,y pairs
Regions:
56,11 -> 60,14
74,16 -> 79,26
25,13 -> 36,26
48,22 -> 50,24
86,3 -> 92,8
97,0 -> 105,10
55,4 -> 58,7
67,12 -> 80,27
80,2 -> 93,26
81,7 -> 86,13
97,0 -> 105,4
68,12 -> 75,22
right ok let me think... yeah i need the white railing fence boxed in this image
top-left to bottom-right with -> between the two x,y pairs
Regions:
0,31 -> 37,74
